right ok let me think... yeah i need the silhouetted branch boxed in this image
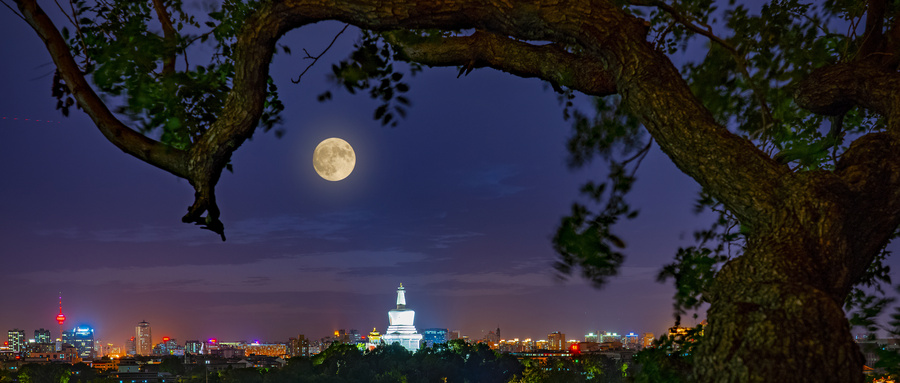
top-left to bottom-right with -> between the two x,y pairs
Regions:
291,24 -> 349,84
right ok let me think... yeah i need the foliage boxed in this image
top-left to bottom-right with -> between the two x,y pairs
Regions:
60,0 -> 285,150
16,364 -> 73,383
214,341 -> 523,383
319,30 -> 419,127
631,327 -> 703,383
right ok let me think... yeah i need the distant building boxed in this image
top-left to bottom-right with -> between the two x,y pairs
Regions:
289,335 -> 310,357
422,328 -> 448,348
600,332 -> 621,343
153,337 -> 178,355
547,332 -> 565,351
641,333 -> 655,348
62,326 -> 95,359
448,330 -> 461,341
184,340 -> 202,354
27,343 -> 79,363
125,337 -> 136,356
483,327 -> 500,347
7,329 -> 25,353
242,342 -> 287,358
625,332 -> 639,347
381,283 -> 423,352
365,329 -> 382,351
585,332 -> 599,343
34,329 -> 51,344
135,321 -> 151,355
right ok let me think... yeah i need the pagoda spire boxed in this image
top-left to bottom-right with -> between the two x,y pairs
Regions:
396,283 -> 406,309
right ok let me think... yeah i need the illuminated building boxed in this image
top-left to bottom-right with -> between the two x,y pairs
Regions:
154,337 -> 178,355
381,283 -> 423,352
135,321 -> 152,355
667,325 -> 689,341
242,342 -> 287,358
625,332 -> 639,346
483,327 -> 500,348
585,332 -> 599,343
29,343 -> 78,363
642,333 -> 655,348
364,328 -> 382,351
34,328 -> 51,344
547,332 -> 565,351
422,328 -> 448,348
185,340 -> 202,354
62,326 -> 95,359
7,329 -> 25,353
289,335 -> 310,357
125,336 -> 136,355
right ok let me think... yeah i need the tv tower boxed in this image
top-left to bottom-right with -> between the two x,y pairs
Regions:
55,293 -> 66,341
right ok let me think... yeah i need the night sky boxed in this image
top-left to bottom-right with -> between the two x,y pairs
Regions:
2,4 -> 776,348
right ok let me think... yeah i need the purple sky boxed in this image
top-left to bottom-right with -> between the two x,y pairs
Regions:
0,3 -> 840,348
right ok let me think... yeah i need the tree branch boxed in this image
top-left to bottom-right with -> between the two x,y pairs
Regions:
794,62 -> 900,122
15,0 -> 189,178
859,0 -> 886,60
151,0 -> 177,76
388,30 -> 617,96
630,0 -> 773,135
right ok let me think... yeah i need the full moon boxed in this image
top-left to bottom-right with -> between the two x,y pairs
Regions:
313,137 -> 356,181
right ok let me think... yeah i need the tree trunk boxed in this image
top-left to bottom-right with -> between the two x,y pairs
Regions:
695,233 -> 865,382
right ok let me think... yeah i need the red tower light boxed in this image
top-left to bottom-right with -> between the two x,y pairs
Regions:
163,337 -> 170,342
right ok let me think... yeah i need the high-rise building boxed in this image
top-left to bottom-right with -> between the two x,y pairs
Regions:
625,332 -> 639,346
135,321 -> 151,355
547,331 -> 566,351
483,327 -> 500,346
185,340 -> 202,354
154,336 -> 178,355
585,332 -> 599,343
422,328 -> 448,348
7,329 -> 25,353
641,332 -> 655,348
62,326 -> 95,359
125,336 -> 136,355
34,328 -> 52,344
289,335 -> 310,357
381,283 -> 423,352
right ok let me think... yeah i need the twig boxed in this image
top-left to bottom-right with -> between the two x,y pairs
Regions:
0,0 -> 26,21
291,24 -> 349,84
624,139 -> 653,178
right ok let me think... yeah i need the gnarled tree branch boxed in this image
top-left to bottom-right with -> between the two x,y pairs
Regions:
388,30 -> 617,96
15,0 -> 189,178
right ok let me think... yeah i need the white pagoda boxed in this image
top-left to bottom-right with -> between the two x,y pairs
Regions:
381,283 -> 423,351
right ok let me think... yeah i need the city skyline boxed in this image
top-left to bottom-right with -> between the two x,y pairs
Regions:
5,285 -> 675,350
0,0 -> 805,350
